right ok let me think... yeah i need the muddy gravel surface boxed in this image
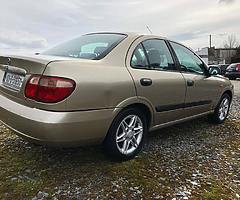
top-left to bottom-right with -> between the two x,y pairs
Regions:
0,80 -> 239,200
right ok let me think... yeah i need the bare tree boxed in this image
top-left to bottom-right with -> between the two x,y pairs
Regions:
237,45 -> 240,54
224,34 -> 239,48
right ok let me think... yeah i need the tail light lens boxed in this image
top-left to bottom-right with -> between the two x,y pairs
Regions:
236,64 -> 240,72
25,75 -> 76,103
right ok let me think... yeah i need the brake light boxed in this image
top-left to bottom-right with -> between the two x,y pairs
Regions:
236,64 -> 240,71
25,75 -> 76,103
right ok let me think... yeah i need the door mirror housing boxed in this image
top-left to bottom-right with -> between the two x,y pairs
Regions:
208,66 -> 221,76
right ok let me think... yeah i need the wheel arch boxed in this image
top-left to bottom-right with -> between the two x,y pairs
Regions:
123,103 -> 152,129
222,90 -> 233,101
112,97 -> 155,130
213,89 -> 233,110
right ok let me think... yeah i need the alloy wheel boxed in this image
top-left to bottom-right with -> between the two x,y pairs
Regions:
116,115 -> 143,155
218,97 -> 230,121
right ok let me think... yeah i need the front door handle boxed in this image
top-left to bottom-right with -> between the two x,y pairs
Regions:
187,80 -> 194,87
140,78 -> 152,86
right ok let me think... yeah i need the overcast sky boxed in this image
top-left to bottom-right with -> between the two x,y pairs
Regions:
0,0 -> 239,53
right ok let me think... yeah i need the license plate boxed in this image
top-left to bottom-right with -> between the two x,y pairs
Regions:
2,72 -> 25,91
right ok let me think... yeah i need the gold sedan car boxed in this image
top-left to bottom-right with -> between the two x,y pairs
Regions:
0,32 -> 234,160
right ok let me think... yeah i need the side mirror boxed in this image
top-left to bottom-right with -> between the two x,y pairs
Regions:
208,66 -> 221,76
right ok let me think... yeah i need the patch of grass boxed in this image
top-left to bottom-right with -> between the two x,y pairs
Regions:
0,118 -> 239,199
203,184 -> 222,200
0,179 -> 45,200
102,154 -> 173,199
198,132 -> 210,140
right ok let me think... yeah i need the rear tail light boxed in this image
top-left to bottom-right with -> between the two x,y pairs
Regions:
25,75 -> 76,103
236,64 -> 240,72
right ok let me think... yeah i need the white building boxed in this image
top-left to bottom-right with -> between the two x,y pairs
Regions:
196,47 -> 209,64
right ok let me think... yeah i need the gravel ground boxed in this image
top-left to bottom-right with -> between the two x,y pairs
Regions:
0,80 -> 239,200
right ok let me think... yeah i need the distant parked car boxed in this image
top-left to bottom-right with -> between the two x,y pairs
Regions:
0,32 -> 234,160
218,64 -> 230,75
225,63 -> 240,80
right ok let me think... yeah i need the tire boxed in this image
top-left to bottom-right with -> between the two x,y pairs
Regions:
209,94 -> 231,124
103,108 -> 147,160
229,77 -> 236,80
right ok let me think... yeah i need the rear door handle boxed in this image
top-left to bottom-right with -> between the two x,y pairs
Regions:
187,80 -> 194,87
140,78 -> 152,86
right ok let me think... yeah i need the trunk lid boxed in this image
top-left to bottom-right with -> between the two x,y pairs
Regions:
0,54 -> 75,109
0,54 -> 75,74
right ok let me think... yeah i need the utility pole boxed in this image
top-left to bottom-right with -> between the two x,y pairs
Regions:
209,33 -> 228,48
209,34 -> 212,48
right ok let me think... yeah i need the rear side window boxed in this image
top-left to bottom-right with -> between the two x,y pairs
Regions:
131,39 -> 176,71
131,44 -> 148,69
142,39 -> 176,71
42,34 -> 127,60
228,64 -> 236,68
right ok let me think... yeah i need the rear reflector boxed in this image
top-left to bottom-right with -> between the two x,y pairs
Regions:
25,75 -> 76,103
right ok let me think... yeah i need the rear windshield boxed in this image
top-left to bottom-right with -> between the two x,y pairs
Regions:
42,33 -> 127,60
229,64 -> 236,68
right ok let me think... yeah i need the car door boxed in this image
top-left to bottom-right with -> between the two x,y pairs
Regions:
169,41 -> 220,117
126,37 -> 186,126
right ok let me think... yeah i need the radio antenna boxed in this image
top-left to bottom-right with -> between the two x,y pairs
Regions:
146,25 -> 153,34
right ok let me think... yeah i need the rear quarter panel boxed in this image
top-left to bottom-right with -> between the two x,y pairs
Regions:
43,60 -> 136,111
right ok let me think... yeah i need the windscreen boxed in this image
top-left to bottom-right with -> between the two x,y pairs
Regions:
42,33 -> 127,60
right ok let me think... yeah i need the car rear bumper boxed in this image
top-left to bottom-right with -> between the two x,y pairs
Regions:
0,94 -> 116,147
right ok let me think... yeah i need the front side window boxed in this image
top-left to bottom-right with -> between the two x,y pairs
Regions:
42,33 -> 127,60
170,42 -> 206,75
142,39 -> 176,71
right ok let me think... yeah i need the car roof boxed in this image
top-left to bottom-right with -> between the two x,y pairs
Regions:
84,32 -> 167,40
